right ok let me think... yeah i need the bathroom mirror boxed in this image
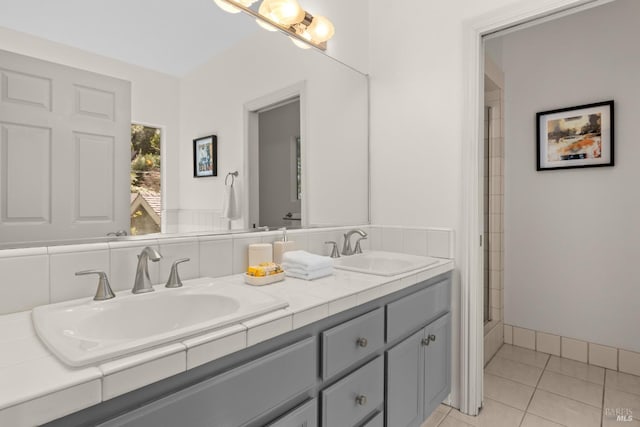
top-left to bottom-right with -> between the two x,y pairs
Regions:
0,0 -> 369,249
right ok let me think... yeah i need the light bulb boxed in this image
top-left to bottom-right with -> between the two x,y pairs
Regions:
290,31 -> 312,49
307,16 -> 335,43
238,0 -> 257,5
256,0 -> 278,31
213,0 -> 241,14
262,0 -> 305,26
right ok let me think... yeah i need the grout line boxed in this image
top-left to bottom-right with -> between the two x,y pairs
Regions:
519,352 -> 550,427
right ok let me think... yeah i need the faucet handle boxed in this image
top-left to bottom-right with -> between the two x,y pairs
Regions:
324,241 -> 341,258
354,237 -> 368,254
76,270 -> 115,301
165,258 -> 190,288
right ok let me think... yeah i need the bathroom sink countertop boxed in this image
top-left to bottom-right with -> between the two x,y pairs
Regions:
0,257 -> 454,426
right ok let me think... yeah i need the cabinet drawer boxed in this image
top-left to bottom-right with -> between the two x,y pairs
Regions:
100,337 -> 317,427
267,398 -> 317,427
321,356 -> 384,427
362,411 -> 383,427
321,307 -> 384,380
386,278 -> 450,342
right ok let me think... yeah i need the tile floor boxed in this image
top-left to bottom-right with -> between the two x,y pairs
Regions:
422,344 -> 640,427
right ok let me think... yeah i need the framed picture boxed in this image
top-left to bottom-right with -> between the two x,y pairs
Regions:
193,135 -> 217,177
536,100 -> 614,171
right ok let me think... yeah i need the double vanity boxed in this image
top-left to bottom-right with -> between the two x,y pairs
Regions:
0,250 -> 453,427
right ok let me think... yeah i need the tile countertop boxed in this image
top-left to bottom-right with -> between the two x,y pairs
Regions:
0,258 -> 454,426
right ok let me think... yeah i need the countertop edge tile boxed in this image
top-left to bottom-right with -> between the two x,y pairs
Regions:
99,343 -> 186,376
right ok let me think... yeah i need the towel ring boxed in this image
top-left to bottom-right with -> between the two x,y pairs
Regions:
225,171 -> 239,186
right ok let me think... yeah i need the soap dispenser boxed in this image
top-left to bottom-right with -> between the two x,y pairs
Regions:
273,227 -> 295,264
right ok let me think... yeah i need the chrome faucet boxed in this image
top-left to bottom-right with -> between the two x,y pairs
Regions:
132,246 -> 162,294
342,229 -> 368,256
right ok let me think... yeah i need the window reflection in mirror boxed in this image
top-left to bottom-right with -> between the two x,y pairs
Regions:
130,124 -> 162,236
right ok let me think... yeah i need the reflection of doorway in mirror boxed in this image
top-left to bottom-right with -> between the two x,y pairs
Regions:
255,98 -> 302,229
130,124 -> 162,236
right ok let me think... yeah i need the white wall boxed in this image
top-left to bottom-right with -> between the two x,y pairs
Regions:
178,30 -> 368,229
493,0 -> 640,353
0,27 -> 181,213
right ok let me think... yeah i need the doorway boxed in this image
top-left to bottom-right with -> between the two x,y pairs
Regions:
257,99 -> 302,229
461,0 -> 617,416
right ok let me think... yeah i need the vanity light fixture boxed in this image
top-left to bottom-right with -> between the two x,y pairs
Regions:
213,0 -> 335,51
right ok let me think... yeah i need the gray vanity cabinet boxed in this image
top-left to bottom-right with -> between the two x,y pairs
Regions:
50,272 -> 453,427
386,313 -> 451,427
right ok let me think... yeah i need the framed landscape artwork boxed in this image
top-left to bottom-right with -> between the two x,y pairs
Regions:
193,135 -> 217,177
536,100 -> 614,171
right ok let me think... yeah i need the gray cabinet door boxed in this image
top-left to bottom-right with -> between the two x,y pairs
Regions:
361,411 -> 383,427
423,313 -> 451,418
386,329 -> 424,427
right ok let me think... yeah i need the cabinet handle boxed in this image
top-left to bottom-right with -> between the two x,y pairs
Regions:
355,395 -> 367,406
422,334 -> 437,346
356,337 -> 368,348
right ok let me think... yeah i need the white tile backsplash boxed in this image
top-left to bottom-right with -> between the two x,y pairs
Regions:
0,224 -> 453,314
382,227 -> 403,252
198,237 -> 233,278
619,350 -> 640,377
49,245 -> 110,303
158,238 -> 200,282
427,228 -> 454,258
0,254 -> 49,315
402,228 -> 428,256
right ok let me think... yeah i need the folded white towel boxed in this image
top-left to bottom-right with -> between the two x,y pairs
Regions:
285,266 -> 333,281
282,250 -> 333,271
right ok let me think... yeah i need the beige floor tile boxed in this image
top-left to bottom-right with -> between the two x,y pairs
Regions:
545,355 -> 604,385
606,369 -> 640,396
485,356 -> 543,387
484,372 -> 535,410
527,389 -> 601,427
521,413 -> 567,427
537,370 -> 603,408
439,416 -> 474,427
497,344 -> 549,368
448,398 -> 524,427
602,387 -> 640,427
421,404 -> 452,427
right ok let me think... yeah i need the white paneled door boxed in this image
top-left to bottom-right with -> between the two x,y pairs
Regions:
0,50 -> 131,244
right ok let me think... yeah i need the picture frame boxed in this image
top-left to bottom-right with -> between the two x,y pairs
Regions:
193,135 -> 217,177
536,100 -> 614,171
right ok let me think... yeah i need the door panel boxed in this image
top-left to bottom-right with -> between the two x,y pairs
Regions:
386,328 -> 424,427
0,49 -> 131,243
423,313 -> 452,418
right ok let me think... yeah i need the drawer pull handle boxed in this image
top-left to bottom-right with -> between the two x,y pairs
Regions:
356,337 -> 368,348
422,334 -> 437,346
356,395 -> 367,406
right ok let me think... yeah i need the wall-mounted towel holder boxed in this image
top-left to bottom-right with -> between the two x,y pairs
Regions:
225,171 -> 239,186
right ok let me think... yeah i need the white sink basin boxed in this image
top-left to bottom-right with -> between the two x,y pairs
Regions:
334,251 -> 439,276
32,282 -> 288,367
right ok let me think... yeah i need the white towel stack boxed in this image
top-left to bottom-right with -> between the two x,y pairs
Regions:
282,250 -> 334,280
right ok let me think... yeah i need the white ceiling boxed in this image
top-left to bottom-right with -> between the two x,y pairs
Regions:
0,0 -> 260,76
